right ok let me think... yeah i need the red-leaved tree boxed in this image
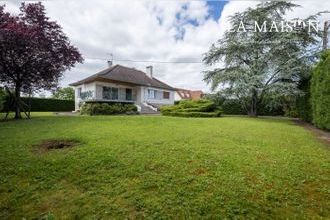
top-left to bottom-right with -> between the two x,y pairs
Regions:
0,3 -> 83,118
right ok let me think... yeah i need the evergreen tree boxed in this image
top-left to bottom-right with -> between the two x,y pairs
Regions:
203,1 -> 322,116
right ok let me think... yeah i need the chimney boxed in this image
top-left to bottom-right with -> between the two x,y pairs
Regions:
146,66 -> 153,78
107,60 -> 113,67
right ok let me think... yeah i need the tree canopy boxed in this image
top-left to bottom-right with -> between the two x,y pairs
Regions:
203,1 -> 322,116
52,87 -> 74,100
0,3 -> 83,118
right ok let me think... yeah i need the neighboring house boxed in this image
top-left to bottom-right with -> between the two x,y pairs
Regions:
69,64 -> 175,113
175,88 -> 204,101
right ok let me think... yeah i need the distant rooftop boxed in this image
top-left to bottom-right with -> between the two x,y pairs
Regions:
176,88 -> 203,100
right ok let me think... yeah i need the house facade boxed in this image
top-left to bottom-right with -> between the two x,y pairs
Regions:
69,64 -> 175,113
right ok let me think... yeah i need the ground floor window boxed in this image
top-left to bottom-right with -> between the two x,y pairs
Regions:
148,89 -> 156,99
163,91 -> 170,99
126,88 -> 132,100
77,88 -> 82,98
103,87 -> 118,100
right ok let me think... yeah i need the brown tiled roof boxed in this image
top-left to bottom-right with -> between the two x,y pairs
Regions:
69,65 -> 175,90
176,88 -> 203,100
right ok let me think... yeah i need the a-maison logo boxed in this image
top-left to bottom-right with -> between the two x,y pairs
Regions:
230,19 -> 319,32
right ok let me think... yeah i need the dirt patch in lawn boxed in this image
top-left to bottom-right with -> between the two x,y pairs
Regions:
293,119 -> 330,146
34,139 -> 81,152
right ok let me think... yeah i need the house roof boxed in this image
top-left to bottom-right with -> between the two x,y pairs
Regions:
69,64 -> 175,90
176,88 -> 203,100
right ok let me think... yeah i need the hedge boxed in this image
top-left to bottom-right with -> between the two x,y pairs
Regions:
3,97 -> 74,112
80,103 -> 137,115
296,77 -> 312,122
162,111 -> 222,118
0,88 -> 6,112
310,50 -> 330,130
160,99 -> 222,118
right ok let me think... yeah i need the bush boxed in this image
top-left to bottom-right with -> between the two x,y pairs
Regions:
80,103 -> 138,115
310,50 -> 330,130
160,99 -> 222,118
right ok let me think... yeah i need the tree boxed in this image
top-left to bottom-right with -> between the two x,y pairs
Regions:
52,87 -> 74,100
0,3 -> 82,119
203,1 -> 322,116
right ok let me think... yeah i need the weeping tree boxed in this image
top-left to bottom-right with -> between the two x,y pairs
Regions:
0,3 -> 83,119
203,1 -> 322,116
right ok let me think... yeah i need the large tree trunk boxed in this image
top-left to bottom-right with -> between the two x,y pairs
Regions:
248,90 -> 258,117
14,83 -> 22,119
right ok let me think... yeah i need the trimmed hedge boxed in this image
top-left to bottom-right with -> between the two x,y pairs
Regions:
160,99 -> 222,118
162,111 -> 222,118
0,88 -> 6,112
310,50 -> 330,130
3,97 -> 74,112
80,103 -> 137,115
296,77 -> 312,122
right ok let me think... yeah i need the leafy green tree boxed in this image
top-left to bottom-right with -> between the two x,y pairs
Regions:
203,1 -> 321,116
52,87 -> 75,100
310,50 -> 330,130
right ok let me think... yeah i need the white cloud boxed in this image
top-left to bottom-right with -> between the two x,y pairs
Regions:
1,0 -> 329,93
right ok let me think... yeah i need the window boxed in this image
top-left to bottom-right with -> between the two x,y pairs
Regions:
163,91 -> 170,99
103,87 -> 118,100
77,88 -> 82,98
111,87 -> 118,100
126,88 -> 132,100
148,89 -> 156,99
103,87 -> 111,99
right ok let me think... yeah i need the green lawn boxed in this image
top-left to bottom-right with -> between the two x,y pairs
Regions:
0,114 -> 329,219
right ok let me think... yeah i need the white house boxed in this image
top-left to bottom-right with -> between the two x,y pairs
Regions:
69,64 -> 176,113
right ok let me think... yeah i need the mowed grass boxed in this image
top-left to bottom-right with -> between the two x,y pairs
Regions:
0,114 -> 329,219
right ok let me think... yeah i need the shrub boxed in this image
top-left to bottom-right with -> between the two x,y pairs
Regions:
80,103 -> 137,115
160,99 -> 221,118
310,50 -> 330,130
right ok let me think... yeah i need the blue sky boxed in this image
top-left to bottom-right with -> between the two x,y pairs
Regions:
206,1 -> 228,20
174,1 -> 228,40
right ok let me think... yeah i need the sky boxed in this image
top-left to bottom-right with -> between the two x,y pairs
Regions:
2,0 -> 330,94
